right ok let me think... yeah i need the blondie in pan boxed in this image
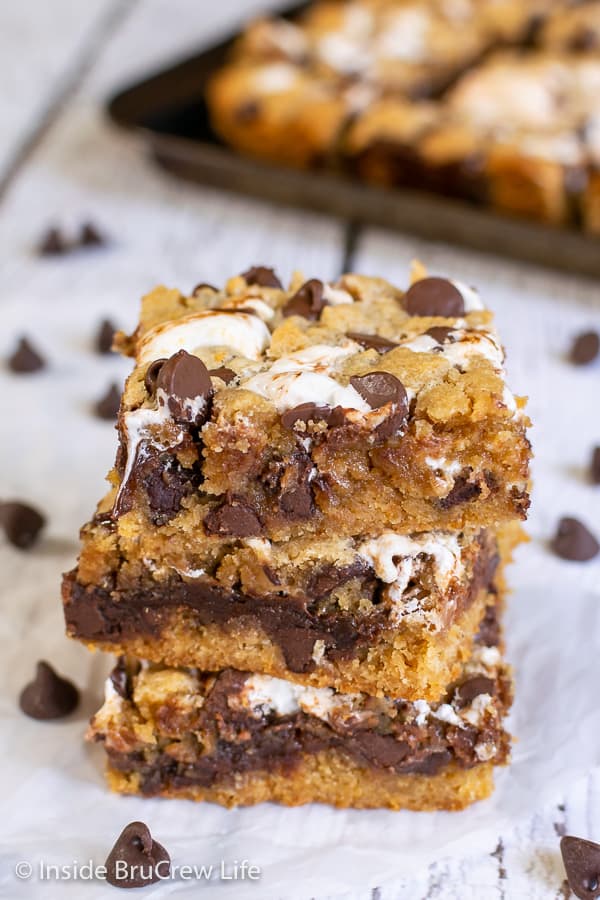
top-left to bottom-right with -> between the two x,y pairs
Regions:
88,605 -> 511,812
63,266 -> 529,698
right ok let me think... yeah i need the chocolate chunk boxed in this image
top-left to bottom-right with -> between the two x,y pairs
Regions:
19,661 -> 79,719
561,835 -> 600,900
455,675 -> 495,707
307,560 -> 369,600
191,282 -> 218,296
94,383 -> 121,420
204,497 -> 263,537
8,337 -> 46,373
438,474 -> 481,509
476,604 -> 501,648
347,331 -> 398,353
282,279 -> 326,320
551,517 -> 599,562
95,319 -> 116,354
110,659 -> 132,700
141,452 -> 200,525
144,358 -> 167,395
155,350 -> 213,423
0,501 -> 45,549
279,456 -> 314,519
591,447 -> 600,485
571,331 -> 599,366
403,277 -> 464,317
350,733 -> 411,769
79,221 -> 106,247
209,366 -> 236,384
281,402 -> 338,430
241,266 -> 282,289
425,325 -> 455,344
37,226 -> 68,256
569,28 -> 599,52
105,822 -> 170,889
350,371 -> 407,411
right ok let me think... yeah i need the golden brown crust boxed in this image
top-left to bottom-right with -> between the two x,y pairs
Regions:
106,753 -> 496,811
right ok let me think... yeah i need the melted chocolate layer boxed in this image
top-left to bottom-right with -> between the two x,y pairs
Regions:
64,538 -> 499,673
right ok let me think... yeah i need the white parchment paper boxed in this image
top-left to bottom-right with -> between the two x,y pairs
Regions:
1,243 -> 599,900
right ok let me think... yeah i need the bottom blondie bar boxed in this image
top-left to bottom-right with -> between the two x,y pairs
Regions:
88,608 -> 511,811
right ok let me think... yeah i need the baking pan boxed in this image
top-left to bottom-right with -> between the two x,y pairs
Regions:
107,4 -> 600,279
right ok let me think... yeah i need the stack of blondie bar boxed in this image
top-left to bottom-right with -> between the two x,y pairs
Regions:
63,263 -> 531,810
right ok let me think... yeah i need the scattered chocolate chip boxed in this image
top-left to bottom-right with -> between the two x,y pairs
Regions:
561,835 -> 600,900
95,319 -> 116,355
105,822 -> 170,889
204,497 -> 262,537
425,325 -> 456,343
208,366 -> 236,384
155,350 -> 213,423
282,278 -> 326,320
79,221 -> 106,247
110,659 -> 131,700
0,501 -> 46,549
551,517 -> 599,562
94,383 -> 121,420
455,675 -> 495,708
37,226 -> 68,256
281,402 -> 338,430
571,331 -> 599,366
591,447 -> 600,485
241,266 -> 282,289
19,661 -> 79,719
403,277 -> 464,317
8,337 -> 46,373
191,282 -> 218,296
144,358 -> 167,395
347,331 -> 398,352
235,100 -> 260,123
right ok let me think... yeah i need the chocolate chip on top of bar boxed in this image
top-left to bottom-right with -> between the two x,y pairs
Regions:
103,264 -> 529,540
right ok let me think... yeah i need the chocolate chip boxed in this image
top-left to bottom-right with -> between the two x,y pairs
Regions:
476,604 -> 501,647
455,675 -> 495,707
591,447 -> 600,485
79,221 -> 106,247
425,325 -> 456,343
209,366 -> 236,384
551,517 -> 599,561
571,331 -> 599,366
105,822 -> 170,889
204,497 -> 263,537
94,383 -> 121,420
561,835 -> 600,900
95,319 -> 116,354
347,332 -> 398,353
569,28 -> 599,52
0,501 -> 45,549
37,226 -> 68,256
191,282 -> 218,296
110,659 -> 131,700
281,402 -> 340,430
403,277 -> 464,317
144,358 -> 167,395
307,560 -> 369,599
19,661 -> 79,719
155,350 -> 213,423
8,337 -> 46,373
241,266 -> 282,289
350,372 -> 409,439
282,279 -> 326,320
350,371 -> 407,411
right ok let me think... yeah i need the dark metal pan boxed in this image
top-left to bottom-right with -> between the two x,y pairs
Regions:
107,5 -> 600,279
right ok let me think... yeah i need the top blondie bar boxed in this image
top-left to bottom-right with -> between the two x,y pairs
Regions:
104,263 -> 530,542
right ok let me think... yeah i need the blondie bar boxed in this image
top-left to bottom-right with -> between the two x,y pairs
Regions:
88,610 -> 511,811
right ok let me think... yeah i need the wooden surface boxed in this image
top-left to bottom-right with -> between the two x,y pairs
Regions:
1,2 -> 599,897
